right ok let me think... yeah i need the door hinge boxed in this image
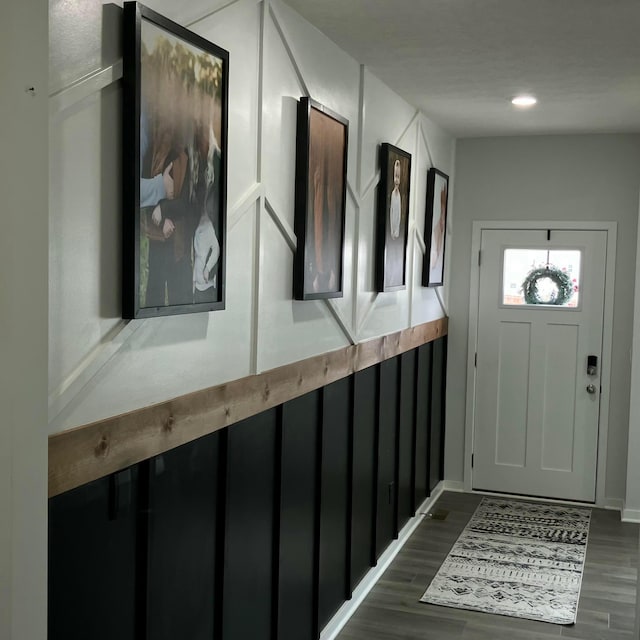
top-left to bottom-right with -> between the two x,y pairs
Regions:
478,250 -> 482,266
471,454 -> 474,468
474,352 -> 477,367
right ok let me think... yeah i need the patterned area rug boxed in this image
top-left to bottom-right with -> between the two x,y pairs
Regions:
420,497 -> 591,624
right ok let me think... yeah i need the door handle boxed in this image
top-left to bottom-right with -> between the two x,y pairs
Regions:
586,384 -> 597,394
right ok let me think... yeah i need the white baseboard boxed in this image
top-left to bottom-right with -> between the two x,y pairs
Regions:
319,482 -> 445,640
441,480 -> 464,492
603,497 -> 624,512
621,504 -> 640,523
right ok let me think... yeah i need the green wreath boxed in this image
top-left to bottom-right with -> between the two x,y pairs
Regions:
522,266 -> 574,305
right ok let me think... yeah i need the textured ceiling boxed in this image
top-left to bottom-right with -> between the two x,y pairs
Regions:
284,0 -> 640,137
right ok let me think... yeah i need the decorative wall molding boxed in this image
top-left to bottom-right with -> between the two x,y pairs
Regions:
264,196 -> 296,251
49,317 -> 447,497
228,181 -> 262,229
186,0 -> 245,30
419,121 -> 435,168
49,61 -> 123,117
48,320 -> 143,423
325,299 -> 357,346
268,2 -> 309,96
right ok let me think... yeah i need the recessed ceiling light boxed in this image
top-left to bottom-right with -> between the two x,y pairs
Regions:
511,95 -> 537,107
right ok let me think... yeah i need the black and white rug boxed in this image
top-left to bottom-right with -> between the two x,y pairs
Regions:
420,497 -> 591,625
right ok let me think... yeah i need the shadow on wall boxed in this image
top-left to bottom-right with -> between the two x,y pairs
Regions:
101,3 -> 124,319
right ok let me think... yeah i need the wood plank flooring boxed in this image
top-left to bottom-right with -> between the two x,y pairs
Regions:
336,492 -> 639,640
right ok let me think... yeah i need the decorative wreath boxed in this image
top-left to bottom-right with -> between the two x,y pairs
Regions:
522,266 -> 574,305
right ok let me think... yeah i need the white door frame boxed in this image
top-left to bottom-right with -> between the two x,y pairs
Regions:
464,220 -> 617,507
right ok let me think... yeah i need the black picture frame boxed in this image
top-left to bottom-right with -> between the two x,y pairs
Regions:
375,143 -> 411,292
422,168 -> 449,287
293,97 -> 349,300
122,2 -> 229,318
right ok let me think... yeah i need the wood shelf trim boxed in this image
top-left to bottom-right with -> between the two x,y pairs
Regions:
49,317 -> 447,497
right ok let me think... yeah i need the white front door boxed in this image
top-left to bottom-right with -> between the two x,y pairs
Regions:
472,229 -> 607,502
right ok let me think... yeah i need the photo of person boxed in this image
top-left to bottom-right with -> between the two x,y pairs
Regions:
123,3 -> 228,318
389,160 -> 402,239
375,144 -> 411,292
294,98 -> 348,300
423,168 -> 449,287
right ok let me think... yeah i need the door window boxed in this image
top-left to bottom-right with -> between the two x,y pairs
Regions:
502,248 -> 581,308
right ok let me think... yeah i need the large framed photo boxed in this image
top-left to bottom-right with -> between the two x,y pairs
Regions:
294,97 -> 349,300
375,143 -> 411,292
122,2 -> 229,318
422,168 -> 449,287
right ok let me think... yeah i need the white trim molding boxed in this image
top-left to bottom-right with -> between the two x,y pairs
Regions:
441,480 -> 464,492
621,506 -> 640,523
603,497 -> 624,512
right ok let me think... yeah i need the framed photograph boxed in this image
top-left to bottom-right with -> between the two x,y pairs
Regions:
375,143 -> 411,292
122,2 -> 229,318
294,97 -> 349,300
422,168 -> 449,287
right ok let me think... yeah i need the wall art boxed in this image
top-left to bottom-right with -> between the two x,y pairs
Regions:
293,97 -> 348,300
422,168 -> 449,287
375,143 -> 411,292
123,2 -> 229,317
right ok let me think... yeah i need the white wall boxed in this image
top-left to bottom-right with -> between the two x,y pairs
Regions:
447,134 -> 640,506
47,0 -> 454,435
625,196 -> 640,522
1,0 -> 48,637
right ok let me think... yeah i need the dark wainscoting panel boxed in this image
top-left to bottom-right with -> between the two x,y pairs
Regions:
222,410 -> 277,640
429,337 -> 447,492
48,468 -> 138,640
277,391 -> 321,640
414,342 -> 433,506
350,365 -> 377,586
48,337 -> 448,640
398,350 -> 417,531
318,377 -> 352,630
146,433 -> 220,640
376,356 -> 399,558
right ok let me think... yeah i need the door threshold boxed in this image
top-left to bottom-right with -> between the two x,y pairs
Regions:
471,487 -> 595,507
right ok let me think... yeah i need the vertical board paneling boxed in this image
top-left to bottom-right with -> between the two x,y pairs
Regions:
415,343 -> 433,504
146,434 -> 219,640
223,410 -> 277,640
350,365 -> 377,585
277,391 -> 321,640
318,377 -> 352,630
48,342 -> 448,640
376,357 -> 399,558
398,351 -> 417,530
430,337 -> 447,492
48,469 -> 138,640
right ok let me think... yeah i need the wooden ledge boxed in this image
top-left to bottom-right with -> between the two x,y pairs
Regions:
49,317 -> 447,497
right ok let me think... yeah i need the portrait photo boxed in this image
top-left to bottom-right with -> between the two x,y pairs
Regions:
294,97 -> 348,300
375,143 -> 411,292
422,167 -> 449,287
122,2 -> 229,318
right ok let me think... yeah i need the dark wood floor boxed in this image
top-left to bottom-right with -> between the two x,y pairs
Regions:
336,491 -> 639,640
